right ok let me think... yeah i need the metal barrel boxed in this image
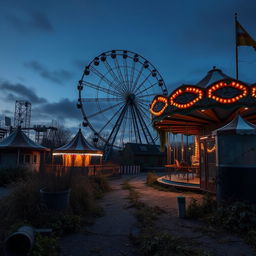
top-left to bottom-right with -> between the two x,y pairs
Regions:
4,226 -> 35,256
177,196 -> 186,218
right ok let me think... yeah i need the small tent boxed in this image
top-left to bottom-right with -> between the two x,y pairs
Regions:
53,129 -> 103,167
0,127 -> 49,171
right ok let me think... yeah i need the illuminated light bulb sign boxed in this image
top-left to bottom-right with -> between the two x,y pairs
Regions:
207,81 -> 248,103
169,87 -> 203,109
251,86 -> 256,97
150,96 -> 168,116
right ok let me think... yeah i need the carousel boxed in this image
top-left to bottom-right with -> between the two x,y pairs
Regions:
150,67 -> 256,196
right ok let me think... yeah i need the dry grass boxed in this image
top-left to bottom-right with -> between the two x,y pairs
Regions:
0,172 -> 110,241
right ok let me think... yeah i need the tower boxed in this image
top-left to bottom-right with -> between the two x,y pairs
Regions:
14,101 -> 31,135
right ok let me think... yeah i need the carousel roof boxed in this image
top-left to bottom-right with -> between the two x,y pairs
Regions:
0,127 -> 48,151
196,67 -> 232,88
54,128 -> 103,154
213,115 -> 256,135
150,67 -> 256,135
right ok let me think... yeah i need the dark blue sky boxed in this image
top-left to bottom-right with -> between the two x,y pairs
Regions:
0,0 -> 256,130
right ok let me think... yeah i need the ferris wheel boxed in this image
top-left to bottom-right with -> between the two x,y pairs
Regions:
77,50 -> 168,160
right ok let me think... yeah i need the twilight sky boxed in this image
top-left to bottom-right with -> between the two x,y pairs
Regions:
0,0 -> 256,132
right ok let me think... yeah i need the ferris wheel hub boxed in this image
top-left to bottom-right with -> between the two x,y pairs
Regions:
126,93 -> 136,105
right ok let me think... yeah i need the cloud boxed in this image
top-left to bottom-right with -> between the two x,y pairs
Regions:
73,59 -> 88,70
6,11 -> 53,32
0,81 -> 47,104
37,98 -> 81,121
25,61 -> 73,85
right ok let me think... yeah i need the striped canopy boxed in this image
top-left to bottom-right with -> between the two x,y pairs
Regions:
54,129 -> 102,155
0,127 -> 48,151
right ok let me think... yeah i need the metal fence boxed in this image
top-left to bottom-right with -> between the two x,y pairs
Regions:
119,165 -> 140,175
41,164 -> 120,177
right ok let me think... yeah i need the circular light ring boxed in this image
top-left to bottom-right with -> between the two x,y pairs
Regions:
169,87 -> 204,109
251,86 -> 256,97
207,81 -> 248,103
150,96 -> 168,116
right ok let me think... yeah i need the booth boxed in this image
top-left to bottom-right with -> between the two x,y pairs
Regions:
53,129 -> 103,167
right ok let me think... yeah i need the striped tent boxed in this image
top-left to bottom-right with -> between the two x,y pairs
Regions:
53,129 -> 103,167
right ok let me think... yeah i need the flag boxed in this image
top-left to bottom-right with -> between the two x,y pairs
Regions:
236,20 -> 256,50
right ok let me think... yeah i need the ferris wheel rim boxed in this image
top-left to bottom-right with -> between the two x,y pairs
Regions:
77,50 -> 168,149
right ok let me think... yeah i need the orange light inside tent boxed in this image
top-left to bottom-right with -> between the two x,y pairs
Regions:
207,81 -> 248,103
169,87 -> 203,109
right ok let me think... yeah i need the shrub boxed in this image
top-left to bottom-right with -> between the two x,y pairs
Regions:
187,193 -> 217,219
90,175 -> 111,197
0,167 -> 29,185
146,172 -> 159,185
210,201 -> 256,233
31,234 -> 60,256
0,176 -> 42,229
69,175 -> 96,216
246,230 -> 256,249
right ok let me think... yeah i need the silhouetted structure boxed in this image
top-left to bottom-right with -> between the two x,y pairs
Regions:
0,127 -> 49,171
121,143 -> 166,169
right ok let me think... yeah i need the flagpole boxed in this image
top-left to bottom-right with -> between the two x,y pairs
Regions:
235,13 -> 239,80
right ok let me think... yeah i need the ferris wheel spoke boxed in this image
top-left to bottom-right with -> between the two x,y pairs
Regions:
131,64 -> 144,93
97,104 -> 125,134
114,58 -> 128,92
129,61 -> 136,93
87,102 -> 121,119
81,81 -> 120,97
90,66 -> 123,96
123,58 -> 130,92
133,72 -> 152,94
120,109 -> 128,146
133,105 -> 150,144
137,98 -> 151,104
130,105 -> 142,144
137,102 -> 151,118
103,103 -> 129,160
136,82 -> 158,96
138,93 -> 157,99
128,108 -> 132,142
81,97 -> 123,102
134,104 -> 155,144
133,104 -> 149,144
103,61 -> 124,92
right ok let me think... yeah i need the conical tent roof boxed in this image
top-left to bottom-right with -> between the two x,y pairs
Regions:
196,67 -> 233,88
0,127 -> 48,151
213,115 -> 256,135
54,129 -> 103,154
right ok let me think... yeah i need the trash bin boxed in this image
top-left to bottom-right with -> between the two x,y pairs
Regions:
177,196 -> 186,218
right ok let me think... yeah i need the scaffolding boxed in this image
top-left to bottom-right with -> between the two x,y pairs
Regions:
14,101 -> 31,135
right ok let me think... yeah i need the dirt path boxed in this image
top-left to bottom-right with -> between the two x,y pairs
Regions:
61,174 -> 255,256
60,177 -> 137,256
129,175 -> 256,256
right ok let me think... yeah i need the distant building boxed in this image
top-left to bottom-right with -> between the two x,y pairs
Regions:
0,127 -> 49,171
121,143 -> 166,168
